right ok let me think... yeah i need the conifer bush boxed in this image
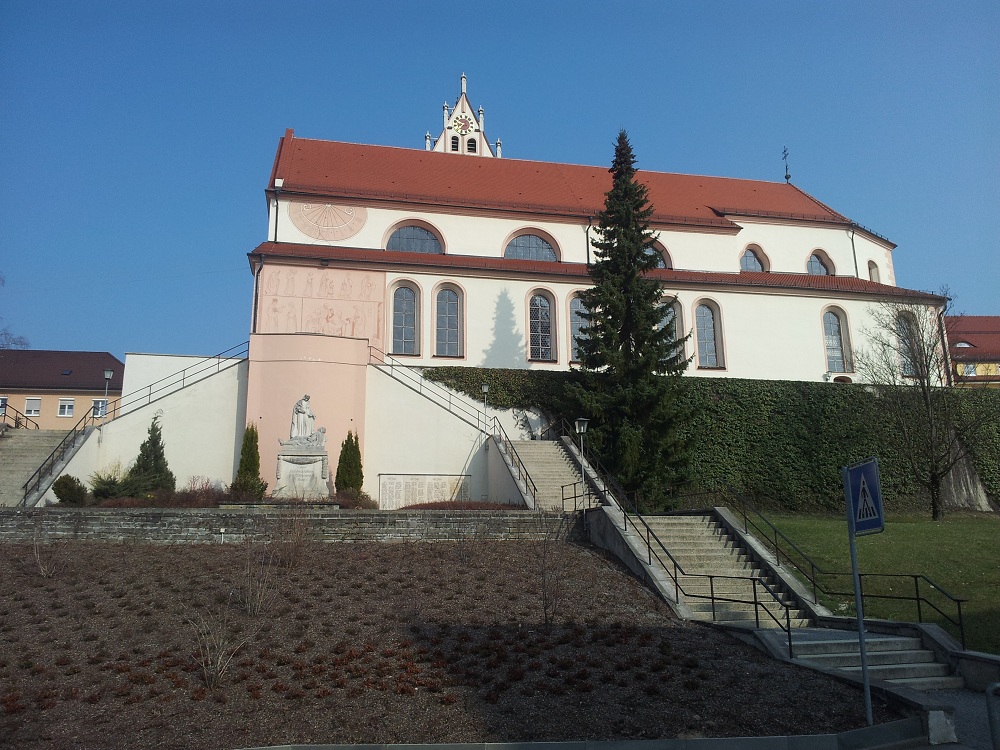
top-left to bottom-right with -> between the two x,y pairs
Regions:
334,431 -> 363,493
124,416 -> 176,495
52,474 -> 89,505
229,423 -> 268,501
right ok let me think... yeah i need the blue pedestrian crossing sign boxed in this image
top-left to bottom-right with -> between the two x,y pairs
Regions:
842,458 -> 885,536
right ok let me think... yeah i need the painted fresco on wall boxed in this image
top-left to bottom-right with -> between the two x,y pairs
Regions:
260,267 -> 385,350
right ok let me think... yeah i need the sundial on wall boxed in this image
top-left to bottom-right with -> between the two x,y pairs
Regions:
287,202 -> 368,241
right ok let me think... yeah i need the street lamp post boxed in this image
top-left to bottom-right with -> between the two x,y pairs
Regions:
575,417 -> 589,511
100,368 -> 113,443
481,384 -> 490,444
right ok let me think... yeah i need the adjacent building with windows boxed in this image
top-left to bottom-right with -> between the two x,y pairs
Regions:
0,350 -> 124,430
946,316 -> 1000,387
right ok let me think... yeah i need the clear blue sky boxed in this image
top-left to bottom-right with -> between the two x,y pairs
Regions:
2,1 -> 997,360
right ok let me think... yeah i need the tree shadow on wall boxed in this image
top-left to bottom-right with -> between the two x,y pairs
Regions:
480,289 -> 526,369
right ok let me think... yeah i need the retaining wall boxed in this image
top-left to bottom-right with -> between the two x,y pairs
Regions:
0,508 -> 573,544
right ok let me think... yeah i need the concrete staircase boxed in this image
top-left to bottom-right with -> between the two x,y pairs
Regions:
0,429 -> 71,506
639,513 -> 811,629
508,440 -> 582,511
785,629 -> 965,690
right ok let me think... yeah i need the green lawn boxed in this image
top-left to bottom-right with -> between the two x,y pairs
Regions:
755,512 -> 1000,655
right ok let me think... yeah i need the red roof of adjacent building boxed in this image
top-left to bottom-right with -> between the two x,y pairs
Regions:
251,242 -> 940,303
946,316 -> 1000,360
268,131 -> 860,233
0,350 -> 125,391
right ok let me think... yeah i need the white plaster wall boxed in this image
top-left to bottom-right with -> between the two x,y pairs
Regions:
274,201 -> 896,284
47,360 -> 248,502
364,367 -> 523,506
120,353 -> 245,415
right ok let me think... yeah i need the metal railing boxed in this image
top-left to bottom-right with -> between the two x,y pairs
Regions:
367,348 -> 539,507
1,403 -> 40,430
540,420 -> 799,653
729,487 -> 967,649
21,343 -> 249,505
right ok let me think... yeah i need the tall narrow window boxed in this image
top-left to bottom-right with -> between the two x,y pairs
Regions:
529,294 -> 553,360
505,234 -> 558,261
868,261 -> 880,283
435,288 -> 462,357
658,302 -> 683,366
92,399 -> 108,418
823,310 -> 850,373
570,297 -> 587,361
387,226 -> 443,254
450,135 -> 459,151
466,139 -> 477,154
897,314 -> 919,377
696,304 -> 721,368
0,396 -> 7,417
392,286 -> 417,355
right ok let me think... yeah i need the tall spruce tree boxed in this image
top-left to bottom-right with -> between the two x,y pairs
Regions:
231,423 -> 267,500
570,131 -> 691,507
334,431 -> 364,493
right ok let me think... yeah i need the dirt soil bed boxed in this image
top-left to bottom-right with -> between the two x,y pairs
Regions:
0,537 -> 901,749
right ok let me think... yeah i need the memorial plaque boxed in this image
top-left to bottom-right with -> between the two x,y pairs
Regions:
378,475 -> 471,510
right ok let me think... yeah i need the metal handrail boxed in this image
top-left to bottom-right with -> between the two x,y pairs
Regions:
729,486 -> 968,648
489,416 -> 538,505
21,342 -> 249,505
540,420 -> 797,651
368,346 -> 484,431
1,403 -> 40,430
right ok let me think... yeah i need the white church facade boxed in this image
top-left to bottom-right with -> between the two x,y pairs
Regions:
41,77 -> 946,508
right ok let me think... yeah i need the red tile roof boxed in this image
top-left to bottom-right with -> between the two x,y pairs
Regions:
946,316 -> 1000,360
0,350 -> 125,391
250,242 -> 941,303
269,132 -> 856,231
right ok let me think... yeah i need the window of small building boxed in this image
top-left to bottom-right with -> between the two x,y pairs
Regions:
505,234 -> 558,262
24,398 -> 40,417
58,398 -> 74,418
962,363 -> 977,377
92,399 -> 108,418
387,226 -> 443,254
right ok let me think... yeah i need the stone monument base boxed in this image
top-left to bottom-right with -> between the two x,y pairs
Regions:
274,447 -> 330,499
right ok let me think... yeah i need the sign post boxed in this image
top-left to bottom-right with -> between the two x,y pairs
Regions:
842,457 -> 885,727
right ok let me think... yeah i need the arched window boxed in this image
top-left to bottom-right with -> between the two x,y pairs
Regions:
466,139 -> 477,154
740,247 -> 766,272
570,296 -> 588,362
658,300 -> 684,366
387,225 -> 443,254
391,285 -> 419,355
868,261 -> 880,283
505,234 -> 558,262
695,302 -> 723,368
644,246 -> 668,269
529,293 -> 554,361
896,313 -> 919,377
435,287 -> 462,357
823,309 -> 852,373
807,252 -> 832,276
450,136 -> 459,152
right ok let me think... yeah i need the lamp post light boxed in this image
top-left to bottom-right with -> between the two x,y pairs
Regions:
575,417 -> 589,510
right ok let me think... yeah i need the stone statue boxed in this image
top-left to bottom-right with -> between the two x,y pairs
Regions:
290,394 -> 315,441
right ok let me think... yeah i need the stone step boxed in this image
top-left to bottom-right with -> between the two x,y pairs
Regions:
840,662 -> 952,681
885,675 -> 966,690
797,649 -> 936,669
789,636 -> 923,656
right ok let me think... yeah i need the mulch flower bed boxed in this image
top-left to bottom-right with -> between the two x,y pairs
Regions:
0,536 -> 900,749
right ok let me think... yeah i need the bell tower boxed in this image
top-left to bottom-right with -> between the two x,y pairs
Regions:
425,74 -> 501,158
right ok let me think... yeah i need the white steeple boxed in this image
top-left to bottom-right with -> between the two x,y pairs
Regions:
428,75 -> 498,157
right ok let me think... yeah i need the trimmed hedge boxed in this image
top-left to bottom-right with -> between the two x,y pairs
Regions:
425,367 -> 1000,512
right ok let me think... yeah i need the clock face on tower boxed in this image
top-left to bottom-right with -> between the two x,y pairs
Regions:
287,202 -> 368,241
453,114 -> 475,135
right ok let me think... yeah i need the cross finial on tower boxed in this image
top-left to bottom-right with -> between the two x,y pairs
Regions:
782,146 -> 791,184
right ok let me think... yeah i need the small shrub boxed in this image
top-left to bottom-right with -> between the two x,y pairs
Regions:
52,475 -> 89,505
334,430 -> 363,493
334,487 -> 377,509
229,424 -> 268,501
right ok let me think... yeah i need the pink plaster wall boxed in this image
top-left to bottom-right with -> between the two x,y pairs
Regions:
246,333 -> 370,496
